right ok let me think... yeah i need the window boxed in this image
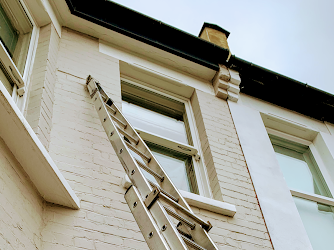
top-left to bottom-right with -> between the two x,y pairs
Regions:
121,79 -> 208,195
270,134 -> 334,250
0,0 -> 35,98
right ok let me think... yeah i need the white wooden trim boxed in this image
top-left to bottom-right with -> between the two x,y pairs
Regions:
120,77 -> 212,197
127,62 -> 183,87
266,127 -> 312,146
179,190 -> 236,217
291,189 -> 334,206
309,143 -> 334,197
121,76 -> 189,103
2,0 -> 40,111
17,25 -> 40,111
0,42 -> 24,88
137,129 -> 199,157
184,97 -> 212,198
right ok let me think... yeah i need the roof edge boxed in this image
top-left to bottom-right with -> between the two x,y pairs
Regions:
65,0 -> 231,71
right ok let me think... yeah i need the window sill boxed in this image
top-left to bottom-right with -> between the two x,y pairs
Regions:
179,190 -> 236,217
122,175 -> 236,217
0,84 -> 80,209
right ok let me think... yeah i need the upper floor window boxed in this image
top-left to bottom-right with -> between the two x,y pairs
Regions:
270,135 -> 334,250
0,0 -> 34,96
121,80 -> 207,195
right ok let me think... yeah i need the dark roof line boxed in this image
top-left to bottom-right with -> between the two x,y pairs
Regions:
229,55 -> 334,123
65,0 -> 230,71
65,0 -> 334,124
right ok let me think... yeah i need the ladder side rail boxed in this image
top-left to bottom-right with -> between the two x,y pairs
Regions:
92,79 -> 192,211
88,79 -> 189,250
87,77 -> 219,250
125,186 -> 171,250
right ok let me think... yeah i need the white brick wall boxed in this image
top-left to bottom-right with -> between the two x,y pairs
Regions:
26,23 -> 60,150
44,27 -> 144,250
0,137 -> 44,250
191,90 -> 273,250
1,26 -> 274,250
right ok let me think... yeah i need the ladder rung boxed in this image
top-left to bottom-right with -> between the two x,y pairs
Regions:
159,192 -> 212,231
109,113 -> 127,129
136,159 -> 164,182
180,235 -> 207,250
118,127 -> 139,145
101,93 -> 108,102
177,228 -> 192,240
105,103 -> 117,115
164,206 -> 195,230
125,141 -> 151,162
147,180 -> 178,203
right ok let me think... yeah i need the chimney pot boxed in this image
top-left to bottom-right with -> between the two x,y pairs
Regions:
199,22 -> 231,54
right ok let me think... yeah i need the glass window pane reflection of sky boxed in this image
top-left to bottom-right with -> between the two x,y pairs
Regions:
294,197 -> 334,250
275,152 -> 315,194
122,101 -> 188,145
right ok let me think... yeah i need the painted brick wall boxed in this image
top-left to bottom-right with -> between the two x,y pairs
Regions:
0,137 -> 44,250
43,27 -> 146,250
26,23 -> 60,150
19,26 -> 274,250
191,90 -> 273,250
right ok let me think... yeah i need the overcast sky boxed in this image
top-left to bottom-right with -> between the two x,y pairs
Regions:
112,0 -> 334,94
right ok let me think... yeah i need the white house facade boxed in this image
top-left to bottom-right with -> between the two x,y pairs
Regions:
0,1 -> 333,250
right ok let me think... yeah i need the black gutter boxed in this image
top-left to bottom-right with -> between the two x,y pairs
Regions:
65,0 -> 230,71
228,56 -> 334,124
65,0 -> 334,124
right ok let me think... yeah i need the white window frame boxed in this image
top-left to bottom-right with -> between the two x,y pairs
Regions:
121,76 -> 212,198
267,127 -> 334,208
0,0 -> 39,111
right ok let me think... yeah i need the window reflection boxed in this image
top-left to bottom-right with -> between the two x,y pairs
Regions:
294,197 -> 334,250
275,152 -> 316,194
122,100 -> 189,145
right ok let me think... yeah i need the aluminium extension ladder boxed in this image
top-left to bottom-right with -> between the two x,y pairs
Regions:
86,76 -> 218,250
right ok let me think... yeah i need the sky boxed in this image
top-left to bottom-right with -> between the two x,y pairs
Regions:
111,0 -> 334,95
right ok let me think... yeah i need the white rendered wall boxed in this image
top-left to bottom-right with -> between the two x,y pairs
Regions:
228,98 -> 316,250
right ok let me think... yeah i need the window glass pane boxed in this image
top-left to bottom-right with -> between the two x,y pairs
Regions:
273,145 -> 330,197
151,150 -> 191,192
122,100 -> 189,145
130,142 -> 197,193
275,150 -> 315,194
0,4 -> 18,56
0,1 -> 32,75
293,197 -> 334,250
